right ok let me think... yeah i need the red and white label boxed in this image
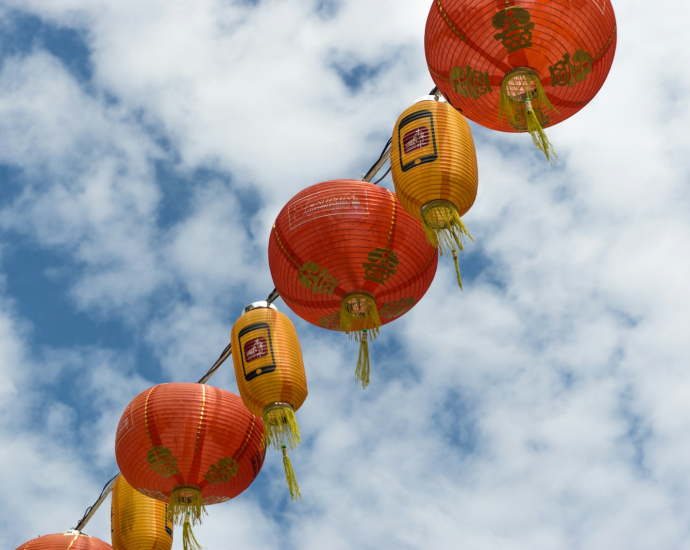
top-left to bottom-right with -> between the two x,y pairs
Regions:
403,127 -> 430,154
244,337 -> 269,363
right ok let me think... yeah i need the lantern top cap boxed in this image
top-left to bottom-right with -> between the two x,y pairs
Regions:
243,301 -> 278,315
414,94 -> 447,104
64,530 -> 86,536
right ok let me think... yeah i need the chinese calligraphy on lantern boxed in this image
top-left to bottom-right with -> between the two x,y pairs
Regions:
147,446 -> 180,478
363,248 -> 399,283
492,7 -> 534,53
203,457 -> 239,484
299,262 -> 338,295
379,297 -> 416,321
549,50 -> 593,87
450,65 -> 492,100
318,311 -> 341,330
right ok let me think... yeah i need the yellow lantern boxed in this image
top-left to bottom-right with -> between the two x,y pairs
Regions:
390,96 -> 478,288
111,475 -> 173,550
231,301 -> 307,500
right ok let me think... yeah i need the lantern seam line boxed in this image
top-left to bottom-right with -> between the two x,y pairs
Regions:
195,384 -> 206,454
385,189 -> 396,248
436,0 -> 467,42
272,224 -> 301,268
593,25 -> 617,62
65,533 -> 80,550
234,415 -> 257,460
144,386 -> 156,447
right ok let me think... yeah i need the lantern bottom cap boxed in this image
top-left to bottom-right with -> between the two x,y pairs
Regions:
340,292 -> 381,338
169,485 -> 207,527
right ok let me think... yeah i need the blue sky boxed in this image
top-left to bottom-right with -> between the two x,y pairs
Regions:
1,1 -> 689,549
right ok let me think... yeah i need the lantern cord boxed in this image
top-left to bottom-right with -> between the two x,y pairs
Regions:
73,473 -> 120,532
363,137 -> 392,183
372,165 -> 391,185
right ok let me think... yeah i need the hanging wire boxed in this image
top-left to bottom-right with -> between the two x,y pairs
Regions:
73,473 -> 119,532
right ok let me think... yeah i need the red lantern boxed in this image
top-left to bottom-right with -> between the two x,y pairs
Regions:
115,383 -> 265,550
268,179 -> 438,388
15,531 -> 112,550
426,0 -> 617,160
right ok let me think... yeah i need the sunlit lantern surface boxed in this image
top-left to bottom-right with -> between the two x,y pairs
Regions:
231,301 -> 307,500
391,96 -> 478,287
425,0 -> 617,160
115,383 -> 265,550
268,179 -> 438,388
15,531 -> 112,550
111,474 -> 173,550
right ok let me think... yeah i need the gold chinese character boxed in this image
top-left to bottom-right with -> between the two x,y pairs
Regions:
203,457 -> 239,485
147,446 -> 180,478
549,50 -> 593,87
318,311 -> 341,330
363,248 -> 399,284
492,7 -> 534,53
379,297 -> 416,320
450,65 -> 492,100
299,262 -> 338,295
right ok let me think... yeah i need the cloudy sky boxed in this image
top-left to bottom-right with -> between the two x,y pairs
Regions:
1,0 -> 689,548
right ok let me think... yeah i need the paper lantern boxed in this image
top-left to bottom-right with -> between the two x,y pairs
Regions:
268,179 -> 438,388
15,531 -> 112,550
115,383 -> 265,550
231,301 -> 307,500
426,0 -> 617,160
391,96 -> 478,287
111,474 -> 173,550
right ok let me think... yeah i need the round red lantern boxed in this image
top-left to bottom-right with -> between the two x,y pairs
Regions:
15,531 -> 112,550
268,179 -> 438,388
426,0 -> 617,161
115,383 -> 265,550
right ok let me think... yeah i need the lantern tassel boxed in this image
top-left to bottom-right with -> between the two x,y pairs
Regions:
282,446 -> 302,501
355,330 -> 371,389
525,98 -> 557,163
263,404 -> 301,451
168,485 -> 207,526
452,249 -> 463,290
498,69 -> 558,163
183,513 -> 203,550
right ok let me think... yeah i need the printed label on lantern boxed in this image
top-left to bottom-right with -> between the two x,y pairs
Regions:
397,110 -> 438,172
403,127 -> 430,154
238,322 -> 277,381
288,190 -> 369,229
136,488 -> 168,501
203,457 -> 239,484
250,449 -> 265,477
244,337 -> 269,362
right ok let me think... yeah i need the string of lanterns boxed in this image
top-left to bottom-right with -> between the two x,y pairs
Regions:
14,1 -> 617,549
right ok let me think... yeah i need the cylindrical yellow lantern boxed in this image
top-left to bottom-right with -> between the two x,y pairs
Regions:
390,96 -> 478,288
111,474 -> 173,550
231,301 -> 307,500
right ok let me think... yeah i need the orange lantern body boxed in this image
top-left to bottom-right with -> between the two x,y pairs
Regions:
268,179 -> 438,387
426,0 -> 617,159
115,383 -> 265,550
111,474 -> 173,550
15,531 -> 112,550
391,97 -> 478,286
231,302 -> 307,499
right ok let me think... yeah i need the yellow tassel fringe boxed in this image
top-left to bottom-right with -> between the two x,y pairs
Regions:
340,293 -> 381,338
498,68 -> 558,163
355,330 -> 371,389
168,485 -> 207,526
282,446 -> 301,501
183,514 -> 203,550
421,201 -> 474,256
262,404 -> 301,451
